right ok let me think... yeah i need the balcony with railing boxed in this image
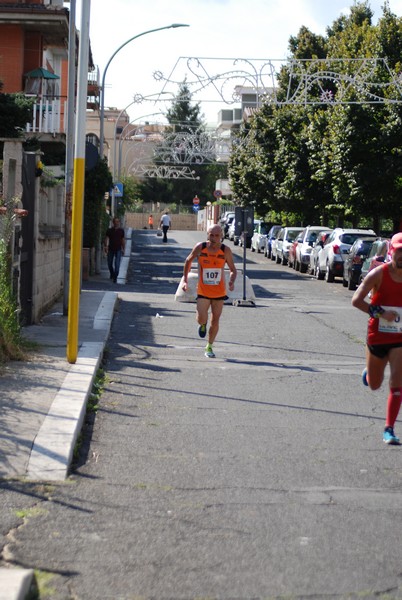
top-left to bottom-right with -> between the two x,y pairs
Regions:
24,66 -> 99,134
25,97 -> 67,134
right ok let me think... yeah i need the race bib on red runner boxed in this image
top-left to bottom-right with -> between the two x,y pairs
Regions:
378,306 -> 402,333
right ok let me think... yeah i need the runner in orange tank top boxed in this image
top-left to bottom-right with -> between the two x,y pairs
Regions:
182,224 -> 237,358
352,232 -> 402,445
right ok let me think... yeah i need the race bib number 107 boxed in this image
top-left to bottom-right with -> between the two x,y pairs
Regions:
203,268 -> 222,285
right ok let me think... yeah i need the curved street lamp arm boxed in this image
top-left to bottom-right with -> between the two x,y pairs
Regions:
99,23 -> 189,157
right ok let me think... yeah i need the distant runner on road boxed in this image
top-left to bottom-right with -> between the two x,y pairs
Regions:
352,232 -> 402,445
182,224 -> 237,358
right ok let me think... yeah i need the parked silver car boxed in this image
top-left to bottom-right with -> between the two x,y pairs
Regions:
316,227 -> 377,282
273,226 -> 303,266
294,226 -> 331,273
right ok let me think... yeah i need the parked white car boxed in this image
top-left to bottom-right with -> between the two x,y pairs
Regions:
227,219 -> 236,242
251,221 -> 269,253
317,227 -> 377,282
309,230 -> 332,276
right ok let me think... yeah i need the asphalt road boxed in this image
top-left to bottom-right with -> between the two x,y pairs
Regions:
2,229 -> 402,600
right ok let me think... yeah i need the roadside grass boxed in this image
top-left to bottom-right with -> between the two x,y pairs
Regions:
0,201 -> 32,366
73,367 -> 108,462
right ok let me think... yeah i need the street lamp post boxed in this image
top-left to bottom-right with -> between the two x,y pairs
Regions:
99,23 -> 189,158
110,112 -> 163,216
117,112 -> 165,179
112,91 -> 173,182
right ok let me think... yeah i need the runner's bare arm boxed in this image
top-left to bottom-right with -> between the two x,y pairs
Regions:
352,266 -> 382,313
182,244 -> 202,291
352,265 -> 397,322
225,247 -> 237,291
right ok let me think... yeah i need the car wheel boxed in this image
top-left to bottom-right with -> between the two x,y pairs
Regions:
300,263 -> 307,273
325,263 -> 335,283
295,260 -> 300,271
251,245 -> 255,252
276,254 -> 281,264
315,263 -> 325,280
234,239 -> 239,246
257,247 -> 261,253
348,276 -> 357,291
342,276 -> 348,287
281,256 -> 288,266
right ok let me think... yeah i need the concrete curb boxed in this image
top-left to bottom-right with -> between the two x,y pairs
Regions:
0,232 -> 130,598
26,292 -> 118,482
0,569 -> 36,600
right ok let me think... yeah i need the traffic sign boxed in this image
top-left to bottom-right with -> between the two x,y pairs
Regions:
193,205 -> 200,212
213,189 -> 222,198
112,182 -> 123,198
193,195 -> 200,205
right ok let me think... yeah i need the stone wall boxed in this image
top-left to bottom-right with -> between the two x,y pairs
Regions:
32,182 -> 65,322
33,234 -> 64,320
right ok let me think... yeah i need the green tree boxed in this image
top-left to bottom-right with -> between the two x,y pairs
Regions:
119,174 -> 143,212
83,158 -> 112,248
229,1 -> 402,230
0,83 -> 34,137
165,81 -> 204,133
142,81 -> 228,211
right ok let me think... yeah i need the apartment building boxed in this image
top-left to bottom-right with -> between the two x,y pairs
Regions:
0,0 -> 75,323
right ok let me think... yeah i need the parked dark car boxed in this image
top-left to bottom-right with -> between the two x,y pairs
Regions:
359,238 -> 391,283
342,237 -> 376,290
264,225 -> 282,259
220,212 -> 235,238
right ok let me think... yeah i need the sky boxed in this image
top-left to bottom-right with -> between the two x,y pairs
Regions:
71,0 -> 402,126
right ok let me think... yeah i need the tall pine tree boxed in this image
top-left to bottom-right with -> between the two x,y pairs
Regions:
143,81 -> 227,211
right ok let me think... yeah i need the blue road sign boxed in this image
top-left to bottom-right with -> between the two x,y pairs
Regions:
112,182 -> 123,198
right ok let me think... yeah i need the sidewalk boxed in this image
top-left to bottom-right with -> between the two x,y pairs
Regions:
0,230 -> 131,599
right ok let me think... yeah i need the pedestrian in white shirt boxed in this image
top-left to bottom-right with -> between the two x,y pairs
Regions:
160,212 -> 171,243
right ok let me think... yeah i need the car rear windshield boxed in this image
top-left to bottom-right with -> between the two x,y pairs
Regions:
286,230 -> 302,241
356,240 -> 374,254
340,233 -> 375,245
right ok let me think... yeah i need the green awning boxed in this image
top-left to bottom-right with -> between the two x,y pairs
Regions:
24,67 -> 60,80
